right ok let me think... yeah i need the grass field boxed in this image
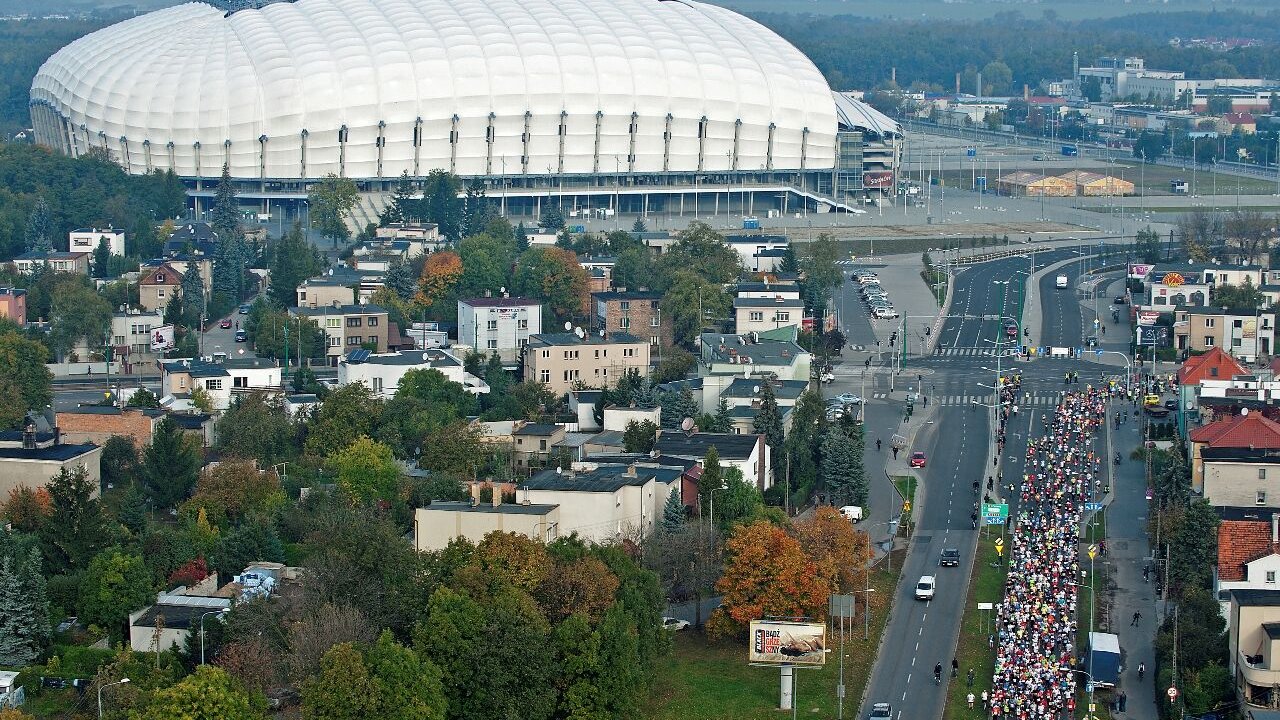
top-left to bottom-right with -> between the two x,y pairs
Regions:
941,533 -> 1008,720
643,553 -> 905,720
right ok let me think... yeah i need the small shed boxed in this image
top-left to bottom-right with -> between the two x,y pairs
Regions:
1059,171 -> 1135,197
995,171 -> 1075,197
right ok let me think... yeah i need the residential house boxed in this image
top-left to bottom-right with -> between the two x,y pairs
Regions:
734,279 -> 802,300
1194,375 -> 1280,429
719,378 -> 808,436
579,255 -> 616,294
374,223 -> 442,255
1174,306 -> 1274,362
1143,268 -> 1210,314
602,405 -> 661,432
654,430 -> 772,491
725,235 -> 790,273
284,394 -> 319,419
0,427 -> 101,502
351,252 -> 402,273
457,296 -> 542,362
1189,412 -> 1280,495
1227,589 -> 1280,709
1224,112 -> 1258,134
129,593 -> 230,654
592,290 -> 670,346
138,261 -> 184,312
733,296 -> 805,334
76,308 -> 166,363
290,303 -> 390,366
1217,509 -> 1280,622
697,332 -> 812,409
336,348 -> 487,398
69,227 -> 125,256
159,357 -> 282,411
10,251 -> 90,276
513,423 -> 568,469
518,462 -> 679,543
57,406 -> 163,447
413,498 -> 561,552
1177,347 -> 1251,428
568,390 -> 604,432
524,332 -> 651,396
0,287 -> 26,326
163,222 -> 218,256
582,453 -> 702,511
296,274 -> 359,309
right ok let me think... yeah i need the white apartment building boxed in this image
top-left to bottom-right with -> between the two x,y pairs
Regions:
69,227 -> 126,256
159,357 -> 282,411
457,296 -> 542,362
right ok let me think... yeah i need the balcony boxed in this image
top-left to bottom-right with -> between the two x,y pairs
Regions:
1239,650 -> 1280,690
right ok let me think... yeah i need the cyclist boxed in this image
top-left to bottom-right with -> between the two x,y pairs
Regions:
934,662 -> 943,684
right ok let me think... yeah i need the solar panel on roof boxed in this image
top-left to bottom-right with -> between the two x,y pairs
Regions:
347,349 -> 371,363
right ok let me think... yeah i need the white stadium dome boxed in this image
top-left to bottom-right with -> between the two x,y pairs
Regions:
30,0 -> 839,181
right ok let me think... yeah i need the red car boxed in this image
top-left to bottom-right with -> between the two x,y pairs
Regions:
909,452 -> 927,468
220,319 -> 232,329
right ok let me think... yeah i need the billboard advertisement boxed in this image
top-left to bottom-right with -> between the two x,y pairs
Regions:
1137,311 -> 1159,327
863,171 -> 894,189
1127,264 -> 1153,280
150,324 -> 175,353
748,620 -> 826,666
1136,325 -> 1170,347
1244,318 -> 1257,340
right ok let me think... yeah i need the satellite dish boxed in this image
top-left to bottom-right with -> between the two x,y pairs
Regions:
752,385 -> 760,394
500,286 -> 507,293
564,321 -> 573,331
681,417 -> 694,431
556,466 -> 563,474
575,327 -> 585,339
1242,408 -> 1250,416
598,330 -> 605,337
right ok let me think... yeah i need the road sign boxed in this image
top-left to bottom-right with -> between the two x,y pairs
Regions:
1167,687 -> 1179,701
994,537 -> 1004,548
983,503 -> 1009,520
1095,350 -> 1104,357
903,501 -> 911,513
995,544 -> 1004,557
984,516 -> 1005,526
966,147 -> 977,157
977,602 -> 994,610
1088,544 -> 1098,560
1084,502 -> 1103,512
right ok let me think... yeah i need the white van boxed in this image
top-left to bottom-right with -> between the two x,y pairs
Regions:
1055,274 -> 1068,289
838,506 -> 864,523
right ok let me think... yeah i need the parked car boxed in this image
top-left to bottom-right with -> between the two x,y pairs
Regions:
909,451 -> 927,468
872,307 -> 900,319
915,575 -> 936,600
839,505 -> 864,523
661,617 -> 690,632
1164,399 -> 1178,411
220,319 -> 232,329
835,393 -> 862,405
939,548 -> 960,567
1114,296 -> 1127,304
869,703 -> 893,720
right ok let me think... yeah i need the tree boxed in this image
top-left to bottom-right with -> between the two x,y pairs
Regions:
186,461 -> 284,526
142,417 -> 203,509
309,173 -> 360,245
211,521 -> 285,578
1135,226 -> 1163,264
660,490 -> 685,533
304,382 -> 381,457
49,279 -> 111,359
798,233 -> 843,321
0,380 -> 22,432
23,197 -> 53,253
1224,209 -> 1272,266
395,368 -> 477,417
713,468 -> 764,529
214,392 -> 296,466
658,223 -> 741,285
632,218 -> 647,233
92,237 -> 110,279
138,665 -> 257,720
0,332 -> 50,412
752,382 -> 784,461
267,222 -> 324,308
1213,277 -> 1263,310
709,521 -> 828,638
39,466 -> 110,573
286,603 -> 377,682
384,257 -> 417,300
457,230 -> 517,300
413,422 -> 485,478
2,487 -> 50,533
381,170 -> 417,225
659,385 -> 699,429
623,420 -> 658,453
662,271 -> 730,348
699,446 -> 723,516
416,250 -> 463,310
539,204 -> 565,231
980,60 -> 1013,95
302,642 -> 379,719
78,549 -> 154,640
820,425 -> 865,505
794,506 -> 870,593
421,170 -> 464,242
462,177 -> 493,238
0,541 -> 50,666
210,163 -> 240,242
515,222 -> 530,252
514,247 -> 588,320
180,264 -> 207,330
126,386 -> 160,408
328,436 -> 401,504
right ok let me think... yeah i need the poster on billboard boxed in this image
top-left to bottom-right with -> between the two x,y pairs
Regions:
1128,264 -> 1153,280
1137,311 -> 1159,327
1136,325 -> 1170,347
863,171 -> 894,189
1244,318 -> 1257,339
150,324 -> 175,353
748,620 -> 827,666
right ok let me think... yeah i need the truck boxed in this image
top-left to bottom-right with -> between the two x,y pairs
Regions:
1088,632 -> 1121,688
1061,144 -> 1079,157
1055,274 -> 1069,289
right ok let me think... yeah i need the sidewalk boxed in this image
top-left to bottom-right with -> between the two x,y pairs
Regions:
1102,402 -> 1159,720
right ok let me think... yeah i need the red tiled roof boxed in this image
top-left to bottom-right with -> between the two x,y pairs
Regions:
1189,412 -> 1280,449
1178,347 -> 1248,386
1219,519 -> 1277,581
1224,112 -> 1256,124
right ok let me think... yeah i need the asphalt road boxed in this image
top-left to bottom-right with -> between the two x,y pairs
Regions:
857,243 -> 1110,720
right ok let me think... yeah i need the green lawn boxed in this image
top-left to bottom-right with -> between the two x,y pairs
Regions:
942,537 -> 1008,720
644,555 -> 904,720
893,475 -> 916,510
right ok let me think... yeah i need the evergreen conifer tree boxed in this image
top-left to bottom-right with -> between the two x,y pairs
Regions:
659,490 -> 685,534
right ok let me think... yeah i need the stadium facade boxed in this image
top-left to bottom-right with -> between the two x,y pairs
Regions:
30,0 -> 901,221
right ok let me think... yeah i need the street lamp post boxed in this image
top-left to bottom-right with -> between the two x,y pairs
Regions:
98,678 -> 130,720
199,608 -> 230,665
708,483 -> 728,527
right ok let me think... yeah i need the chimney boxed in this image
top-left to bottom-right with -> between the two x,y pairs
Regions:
470,483 -> 481,507
491,483 -> 501,508
1272,511 -> 1278,544
625,463 -> 638,478
955,73 -> 961,96
1024,84 -> 1030,101
485,289 -> 492,298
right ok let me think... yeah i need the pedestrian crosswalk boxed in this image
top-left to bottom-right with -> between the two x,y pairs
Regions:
862,391 -> 1065,407
931,346 -> 1020,358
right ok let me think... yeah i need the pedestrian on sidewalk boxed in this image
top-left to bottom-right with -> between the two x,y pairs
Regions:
1118,691 -> 1127,712
892,447 -> 899,460
1131,611 -> 1142,626
876,438 -> 882,452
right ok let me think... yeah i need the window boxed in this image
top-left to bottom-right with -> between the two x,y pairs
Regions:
620,301 -> 630,311
156,273 -> 165,283
1205,318 -> 1215,328
541,350 -> 550,359
487,320 -> 498,331
776,312 -> 790,322
620,317 -> 630,329
233,376 -> 247,388
651,336 -> 659,345
487,339 -> 497,349
205,379 -> 222,390
623,348 -> 636,358
651,315 -> 660,327
346,317 -> 362,327
157,289 -> 166,298
367,317 -> 378,327
347,336 -> 362,346
539,439 -> 547,451
1233,338 -> 1243,347
113,334 -> 125,346
1204,336 -> 1215,347
518,319 -> 528,330
539,369 -> 550,383
326,318 -> 341,328
1261,468 -> 1268,480
1234,319 -> 1244,328
517,338 -> 527,348
372,377 -> 383,394
594,349 -> 600,359
1268,571 -> 1277,584
328,336 -> 341,348
298,291 -> 307,301
750,311 -> 764,322
1258,490 -> 1268,505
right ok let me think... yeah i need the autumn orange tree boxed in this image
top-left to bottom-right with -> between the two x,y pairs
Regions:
416,250 -> 463,310
513,247 -> 588,320
2,486 -> 51,533
708,520 -> 829,639
794,506 -> 871,594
